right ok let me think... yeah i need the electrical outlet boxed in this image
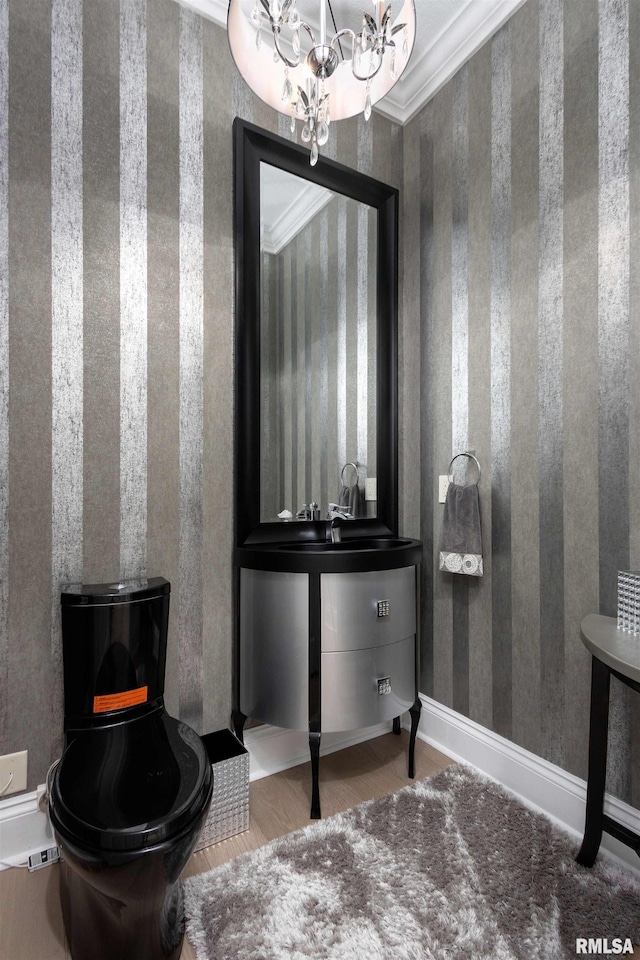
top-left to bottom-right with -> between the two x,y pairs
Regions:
28,846 -> 61,872
438,475 -> 450,504
0,750 -> 28,796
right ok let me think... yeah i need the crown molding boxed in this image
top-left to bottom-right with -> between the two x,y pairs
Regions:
175,0 -> 528,125
375,0 -> 528,124
177,0 -> 228,28
262,181 -> 334,255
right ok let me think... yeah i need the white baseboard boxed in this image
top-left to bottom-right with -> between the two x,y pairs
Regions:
0,789 -> 55,872
3,703 -> 638,878
243,721 -> 394,781
413,693 -> 640,877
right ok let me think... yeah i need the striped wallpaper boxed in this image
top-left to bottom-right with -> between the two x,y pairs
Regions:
403,0 -> 640,805
261,195 -> 377,523
0,0 -> 236,780
3,0 -> 636,808
0,0 -> 400,789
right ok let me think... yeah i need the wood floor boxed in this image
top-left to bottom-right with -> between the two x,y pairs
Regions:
0,733 -> 451,960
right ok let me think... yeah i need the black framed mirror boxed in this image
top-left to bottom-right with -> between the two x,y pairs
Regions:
234,118 -> 399,546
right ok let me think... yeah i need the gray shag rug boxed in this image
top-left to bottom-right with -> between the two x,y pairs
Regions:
184,764 -> 640,960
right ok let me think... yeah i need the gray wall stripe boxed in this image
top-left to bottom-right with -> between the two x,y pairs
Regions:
451,66 -> 469,459
451,65 -> 470,717
562,0 -> 599,782
290,242 -> 299,506
147,0 -> 181,714
119,0 -> 147,580
8,0 -> 53,785
356,204 -> 375,497
357,112 -> 373,178
466,41 -> 493,732
509,0 -> 540,758
490,23 -> 512,741
598,0 -> 631,799
367,207 -> 377,487
337,195 -> 347,470
201,17 -> 234,736
178,6 -> 204,730
538,0 -> 564,768
630,0 -> 640,811
356,202 -> 368,466
51,0 -> 83,745
260,250 -> 272,518
283,249 -> 292,511
319,208 -> 329,508
431,87 -> 454,708
631,0 -> 640,580
82,0 -> 120,583
0,0 -> 8,743
306,222 -> 314,502
419,107 -> 435,696
598,0 -> 630,614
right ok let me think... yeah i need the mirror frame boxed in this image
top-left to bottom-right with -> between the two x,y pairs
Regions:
234,118 -> 398,546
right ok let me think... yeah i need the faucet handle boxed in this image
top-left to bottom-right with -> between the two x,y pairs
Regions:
327,504 -> 354,520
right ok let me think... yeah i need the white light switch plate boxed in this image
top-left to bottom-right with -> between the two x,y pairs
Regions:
438,475 -> 450,504
365,478 -> 377,501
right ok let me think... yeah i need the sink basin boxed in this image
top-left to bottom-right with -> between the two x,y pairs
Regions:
236,536 -> 422,573
279,538 -> 412,552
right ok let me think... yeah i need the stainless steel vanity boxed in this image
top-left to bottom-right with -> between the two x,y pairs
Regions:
234,538 -> 422,818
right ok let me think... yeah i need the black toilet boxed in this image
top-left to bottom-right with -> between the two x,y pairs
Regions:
48,578 -> 213,960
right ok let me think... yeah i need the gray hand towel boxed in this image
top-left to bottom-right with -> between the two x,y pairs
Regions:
338,482 -> 363,517
439,481 -> 483,576
338,484 -> 350,508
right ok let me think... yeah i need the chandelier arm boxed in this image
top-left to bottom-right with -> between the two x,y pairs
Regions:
350,44 -> 384,82
272,27 -> 301,68
299,20 -> 317,48
330,27 -> 356,57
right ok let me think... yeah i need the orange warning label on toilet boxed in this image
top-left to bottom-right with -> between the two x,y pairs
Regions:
93,686 -> 148,714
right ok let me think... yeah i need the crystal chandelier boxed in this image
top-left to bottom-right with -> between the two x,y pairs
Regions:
227,1 -> 416,164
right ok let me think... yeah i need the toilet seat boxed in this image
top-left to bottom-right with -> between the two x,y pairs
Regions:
50,707 -> 211,854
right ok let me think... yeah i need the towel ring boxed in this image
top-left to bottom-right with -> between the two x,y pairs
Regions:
447,452 -> 481,485
341,462 -> 359,485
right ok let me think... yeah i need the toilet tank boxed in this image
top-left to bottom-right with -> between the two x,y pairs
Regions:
60,578 -> 170,725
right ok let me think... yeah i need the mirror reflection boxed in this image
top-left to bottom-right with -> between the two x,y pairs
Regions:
259,162 -> 378,524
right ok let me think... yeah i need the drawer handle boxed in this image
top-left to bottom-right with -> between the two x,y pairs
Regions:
377,600 -> 391,617
377,677 -> 391,695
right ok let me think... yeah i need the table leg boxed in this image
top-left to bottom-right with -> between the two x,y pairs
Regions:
576,656 -> 610,868
309,731 -> 321,820
408,696 -> 422,779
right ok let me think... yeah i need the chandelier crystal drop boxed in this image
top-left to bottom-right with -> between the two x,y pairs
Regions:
228,0 -> 416,164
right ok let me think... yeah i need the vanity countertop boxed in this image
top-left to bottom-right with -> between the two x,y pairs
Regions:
235,537 -> 422,573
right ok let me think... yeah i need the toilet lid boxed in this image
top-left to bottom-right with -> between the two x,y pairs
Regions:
49,709 -> 212,853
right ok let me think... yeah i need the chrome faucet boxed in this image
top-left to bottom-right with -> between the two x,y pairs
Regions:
328,516 -> 342,543
326,506 -> 353,542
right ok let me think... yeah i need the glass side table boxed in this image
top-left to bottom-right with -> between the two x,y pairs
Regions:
576,613 -> 640,867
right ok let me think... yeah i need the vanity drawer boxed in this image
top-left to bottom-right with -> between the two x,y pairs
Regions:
321,635 -> 415,732
321,567 -> 416,652
239,568 -> 309,731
